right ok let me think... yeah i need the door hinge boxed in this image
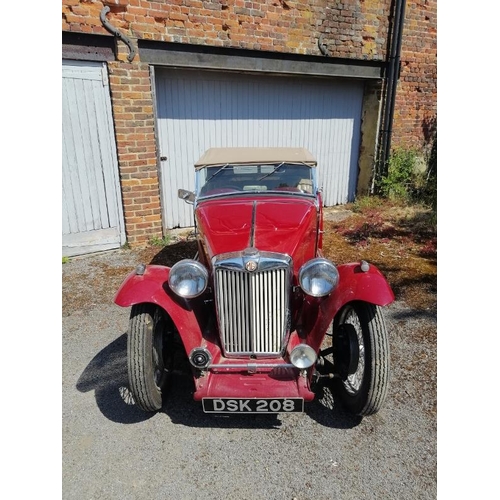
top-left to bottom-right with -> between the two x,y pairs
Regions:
101,65 -> 109,87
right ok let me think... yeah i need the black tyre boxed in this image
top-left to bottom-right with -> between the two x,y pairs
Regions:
128,303 -> 173,412
332,302 -> 390,416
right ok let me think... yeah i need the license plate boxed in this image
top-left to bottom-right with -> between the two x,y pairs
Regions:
202,398 -> 304,413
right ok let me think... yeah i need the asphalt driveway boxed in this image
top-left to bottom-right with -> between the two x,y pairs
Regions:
62,245 -> 436,500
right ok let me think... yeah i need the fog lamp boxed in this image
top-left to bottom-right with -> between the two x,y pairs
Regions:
290,344 -> 317,369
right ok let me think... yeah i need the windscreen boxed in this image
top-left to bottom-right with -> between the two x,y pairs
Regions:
196,163 -> 315,198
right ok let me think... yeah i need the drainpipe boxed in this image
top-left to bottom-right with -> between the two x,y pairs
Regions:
376,0 -> 407,185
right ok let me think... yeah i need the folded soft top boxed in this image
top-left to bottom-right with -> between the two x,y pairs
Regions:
194,147 -> 317,168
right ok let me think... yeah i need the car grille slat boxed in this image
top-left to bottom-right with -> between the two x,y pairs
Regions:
215,266 -> 289,356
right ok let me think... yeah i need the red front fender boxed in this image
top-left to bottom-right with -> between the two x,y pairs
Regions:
300,262 -> 394,352
114,265 -> 206,355
334,262 -> 394,307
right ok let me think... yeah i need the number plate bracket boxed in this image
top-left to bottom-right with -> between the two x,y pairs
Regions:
202,398 -> 304,413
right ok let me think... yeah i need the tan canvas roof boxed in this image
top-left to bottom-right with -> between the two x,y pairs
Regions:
194,147 -> 317,168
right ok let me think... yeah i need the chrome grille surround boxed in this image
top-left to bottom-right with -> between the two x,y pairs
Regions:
212,248 -> 292,358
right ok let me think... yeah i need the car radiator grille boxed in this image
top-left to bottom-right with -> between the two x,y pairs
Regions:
214,267 -> 289,356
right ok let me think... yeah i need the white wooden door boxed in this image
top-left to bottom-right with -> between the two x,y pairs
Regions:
154,68 -> 364,228
62,60 -> 125,256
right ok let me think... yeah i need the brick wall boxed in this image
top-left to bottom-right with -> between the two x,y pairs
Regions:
107,59 -> 162,245
393,0 -> 437,152
62,0 -> 393,57
62,0 -> 437,246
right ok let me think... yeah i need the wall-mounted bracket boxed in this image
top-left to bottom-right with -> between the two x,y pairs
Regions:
318,34 -> 330,57
100,6 -> 137,63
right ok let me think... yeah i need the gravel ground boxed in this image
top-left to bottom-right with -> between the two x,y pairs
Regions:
62,246 -> 436,500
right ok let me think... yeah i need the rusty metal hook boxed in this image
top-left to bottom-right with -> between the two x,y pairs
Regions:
100,6 -> 137,63
318,34 -> 330,57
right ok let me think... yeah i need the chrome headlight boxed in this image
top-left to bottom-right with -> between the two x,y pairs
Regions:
290,344 -> 317,369
168,260 -> 208,298
299,258 -> 339,297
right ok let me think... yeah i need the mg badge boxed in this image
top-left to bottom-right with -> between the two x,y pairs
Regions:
245,260 -> 258,272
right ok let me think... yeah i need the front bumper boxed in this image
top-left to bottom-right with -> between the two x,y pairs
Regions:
192,360 -> 315,401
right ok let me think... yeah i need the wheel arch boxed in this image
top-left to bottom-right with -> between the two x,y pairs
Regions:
115,265 -> 206,355
301,262 -> 393,353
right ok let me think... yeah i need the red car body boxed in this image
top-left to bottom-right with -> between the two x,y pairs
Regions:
115,148 -> 394,416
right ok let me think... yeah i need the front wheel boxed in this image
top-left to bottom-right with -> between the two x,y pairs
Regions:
128,303 -> 173,412
332,302 -> 390,416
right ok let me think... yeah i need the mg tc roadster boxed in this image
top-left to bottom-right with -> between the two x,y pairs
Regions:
115,148 -> 394,417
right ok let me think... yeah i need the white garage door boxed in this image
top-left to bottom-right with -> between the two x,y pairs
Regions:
154,68 -> 363,228
62,60 -> 125,256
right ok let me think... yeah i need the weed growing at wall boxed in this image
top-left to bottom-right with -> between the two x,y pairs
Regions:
379,149 -> 420,201
149,234 -> 172,247
378,141 -> 436,219
423,131 -> 437,213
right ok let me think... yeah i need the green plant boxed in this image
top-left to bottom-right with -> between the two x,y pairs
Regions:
62,256 -> 69,264
351,195 -> 385,213
149,234 -> 172,247
379,148 -> 419,202
423,130 -> 437,214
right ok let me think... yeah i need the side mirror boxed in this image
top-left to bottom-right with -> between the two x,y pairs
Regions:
178,189 -> 195,204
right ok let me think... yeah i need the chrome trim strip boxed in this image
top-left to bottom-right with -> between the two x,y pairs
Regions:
212,249 -> 292,272
208,363 -> 295,370
196,191 -> 316,203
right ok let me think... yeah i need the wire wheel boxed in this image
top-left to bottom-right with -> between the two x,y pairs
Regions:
332,302 -> 390,416
339,307 -> 365,395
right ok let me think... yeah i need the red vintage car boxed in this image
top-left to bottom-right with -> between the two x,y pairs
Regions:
115,148 -> 394,416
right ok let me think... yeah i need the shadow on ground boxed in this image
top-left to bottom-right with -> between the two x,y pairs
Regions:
148,241 -> 198,266
76,334 -> 153,424
76,333 -> 361,430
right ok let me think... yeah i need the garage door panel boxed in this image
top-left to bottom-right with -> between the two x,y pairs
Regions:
63,76 -> 106,233
155,69 -> 363,228
62,60 -> 125,256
